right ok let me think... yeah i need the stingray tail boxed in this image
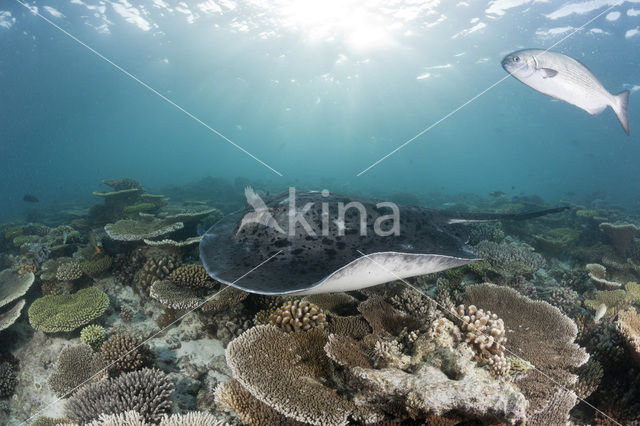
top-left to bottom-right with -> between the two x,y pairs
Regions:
447,206 -> 569,224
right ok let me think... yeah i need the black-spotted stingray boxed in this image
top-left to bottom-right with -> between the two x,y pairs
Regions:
199,189 -> 566,295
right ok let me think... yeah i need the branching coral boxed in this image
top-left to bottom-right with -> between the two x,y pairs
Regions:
28,287 -> 109,333
81,324 -> 106,352
150,279 -> 204,310
47,344 -> 105,397
56,259 -> 83,281
65,368 -> 173,424
268,300 -> 327,332
138,250 -> 181,294
168,264 -> 216,289
81,256 -> 112,278
0,360 -> 17,399
83,410 -> 225,425
472,240 -> 546,277
464,283 -> 588,423
454,304 -> 509,376
100,333 -> 154,375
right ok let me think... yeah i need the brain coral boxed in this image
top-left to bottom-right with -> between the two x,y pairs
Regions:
28,287 -> 109,333
64,368 -> 173,424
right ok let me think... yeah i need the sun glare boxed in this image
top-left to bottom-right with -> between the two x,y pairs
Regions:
278,0 -> 394,49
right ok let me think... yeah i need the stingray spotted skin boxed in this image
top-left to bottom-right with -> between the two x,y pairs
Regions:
199,191 -> 566,295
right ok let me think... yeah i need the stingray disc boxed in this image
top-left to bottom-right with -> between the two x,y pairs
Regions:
200,190 -> 478,295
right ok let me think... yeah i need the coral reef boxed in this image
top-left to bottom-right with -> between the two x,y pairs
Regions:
0,269 -> 35,332
599,222 -> 640,256
100,332 -> 154,375
150,279 -> 205,310
268,300 -> 327,332
28,287 -> 110,333
56,259 -> 83,281
47,344 -> 104,397
138,250 -> 181,294
168,264 -> 216,289
586,263 -> 622,289
64,368 -> 173,424
0,359 -> 18,399
464,283 -> 588,423
454,304 -> 509,375
617,308 -> 640,366
81,255 -> 113,278
105,218 -> 184,242
80,325 -> 106,352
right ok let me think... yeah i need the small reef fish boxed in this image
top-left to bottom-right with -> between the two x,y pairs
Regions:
23,194 -> 39,202
594,303 -> 607,323
502,49 -> 630,135
489,191 -> 506,198
88,232 -> 103,254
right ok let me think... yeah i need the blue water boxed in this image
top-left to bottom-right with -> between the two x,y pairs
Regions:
1,0 -> 639,221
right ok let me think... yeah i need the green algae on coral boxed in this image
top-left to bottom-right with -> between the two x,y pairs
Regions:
28,287 -> 109,333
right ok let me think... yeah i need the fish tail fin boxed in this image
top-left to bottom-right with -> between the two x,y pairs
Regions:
612,90 -> 630,135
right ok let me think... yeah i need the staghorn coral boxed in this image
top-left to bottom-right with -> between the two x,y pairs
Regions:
138,250 -> 181,295
150,279 -> 205,310
586,263 -> 622,290
28,287 -> 109,333
372,339 -> 411,370
81,256 -> 112,278
599,222 -> 640,256
168,264 -> 216,289
65,368 -> 173,424
47,344 -> 105,397
617,308 -> 640,366
215,379 -> 303,426
454,304 -> 509,376
464,283 -> 588,423
81,324 -> 106,352
226,325 -> 370,426
100,333 -> 154,375
56,259 -> 83,281
268,300 -> 327,332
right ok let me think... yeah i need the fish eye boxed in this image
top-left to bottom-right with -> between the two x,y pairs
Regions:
514,56 -> 520,62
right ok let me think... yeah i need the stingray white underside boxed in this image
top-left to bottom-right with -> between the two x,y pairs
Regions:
209,251 -> 478,295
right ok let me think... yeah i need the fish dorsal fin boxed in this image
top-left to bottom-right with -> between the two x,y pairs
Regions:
540,68 -> 558,78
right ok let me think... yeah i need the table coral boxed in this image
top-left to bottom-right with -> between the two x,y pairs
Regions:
28,287 -> 109,333
617,308 -> 640,366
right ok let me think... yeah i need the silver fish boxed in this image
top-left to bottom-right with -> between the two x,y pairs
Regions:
502,49 -> 630,135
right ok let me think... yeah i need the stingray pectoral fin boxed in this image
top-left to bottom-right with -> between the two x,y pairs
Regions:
295,252 -> 478,295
